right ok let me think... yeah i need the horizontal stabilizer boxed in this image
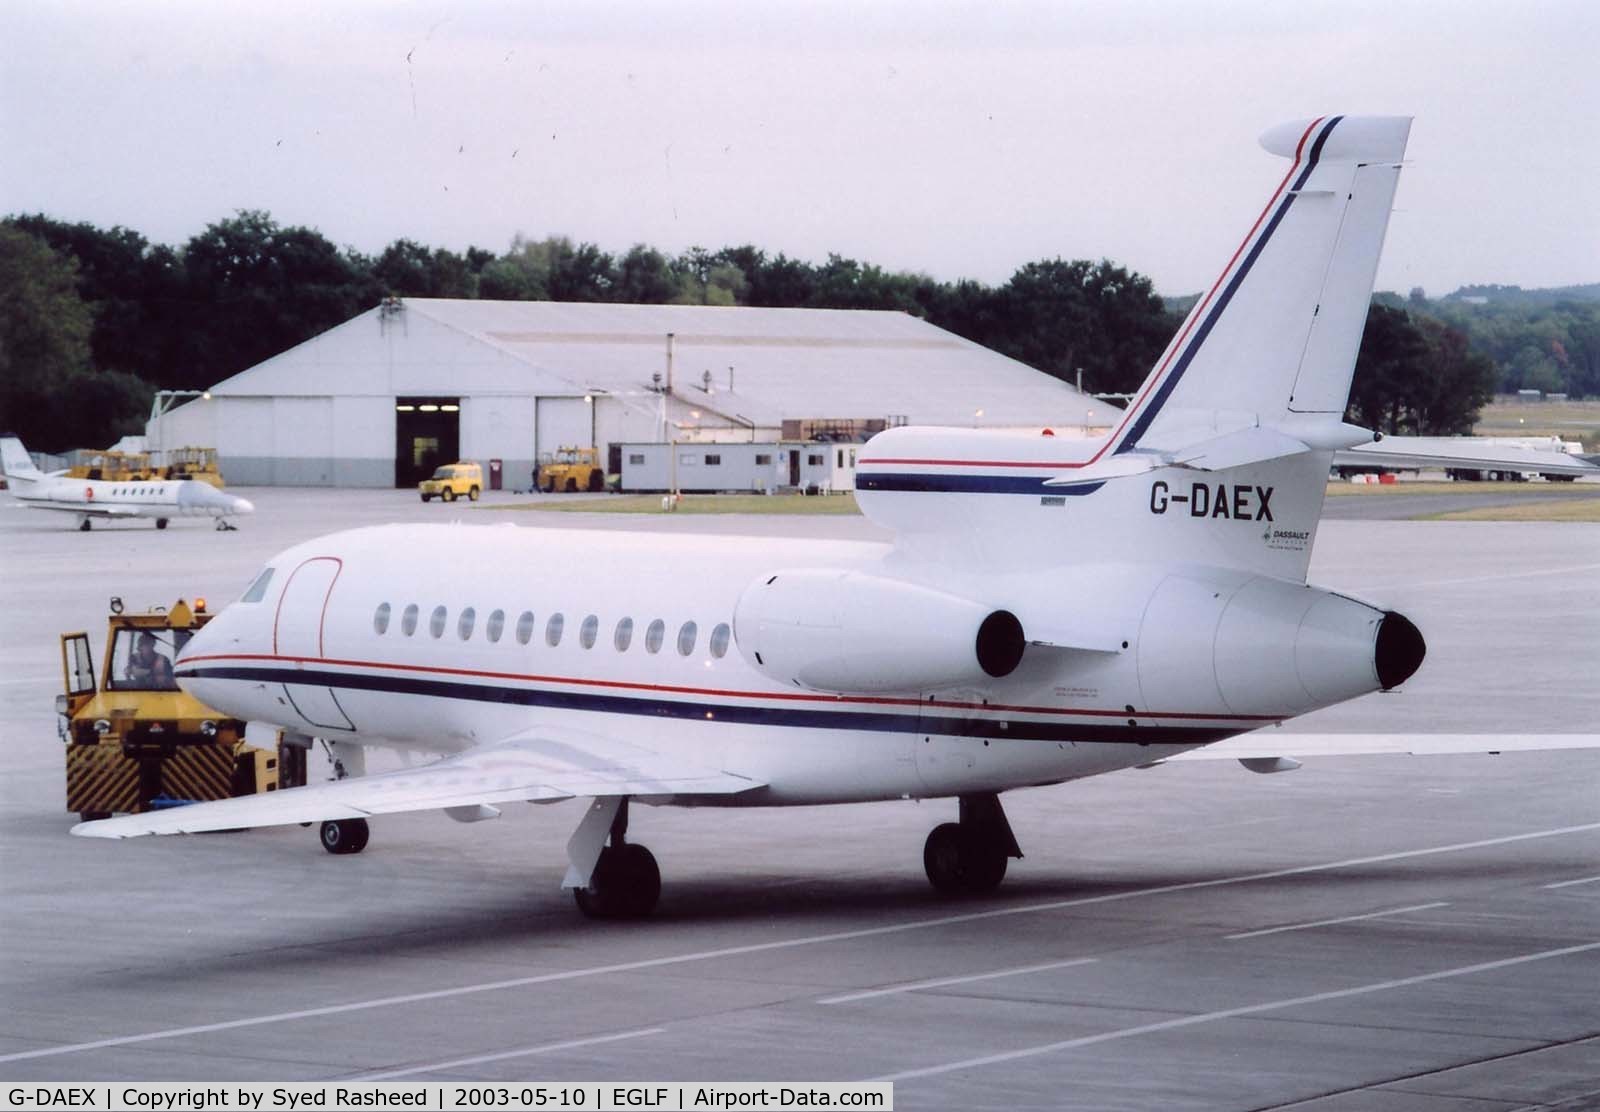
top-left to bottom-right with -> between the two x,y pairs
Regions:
73,728 -> 764,838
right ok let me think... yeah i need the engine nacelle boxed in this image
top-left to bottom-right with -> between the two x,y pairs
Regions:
732,569 -> 1025,694
1136,572 -> 1425,717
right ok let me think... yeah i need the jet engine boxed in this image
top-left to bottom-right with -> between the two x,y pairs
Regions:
1135,572 -> 1425,716
732,569 -> 1025,694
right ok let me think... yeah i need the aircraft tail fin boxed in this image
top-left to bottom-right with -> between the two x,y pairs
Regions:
0,435 -> 43,482
1107,116 -> 1411,457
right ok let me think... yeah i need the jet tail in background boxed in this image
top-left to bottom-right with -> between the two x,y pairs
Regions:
0,435 -> 44,487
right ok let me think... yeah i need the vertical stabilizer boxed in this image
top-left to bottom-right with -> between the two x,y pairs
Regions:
0,435 -> 42,482
1110,116 -> 1411,453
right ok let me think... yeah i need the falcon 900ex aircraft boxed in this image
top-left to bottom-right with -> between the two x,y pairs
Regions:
1,436 -> 253,531
81,116 -> 1546,919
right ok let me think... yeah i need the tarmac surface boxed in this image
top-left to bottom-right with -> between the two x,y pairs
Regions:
2,488 -> 1598,1108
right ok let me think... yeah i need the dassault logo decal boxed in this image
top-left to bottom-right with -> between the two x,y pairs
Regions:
1150,480 -> 1274,520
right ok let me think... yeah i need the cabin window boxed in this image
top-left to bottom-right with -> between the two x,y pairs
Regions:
486,609 -> 505,643
546,613 -> 565,647
458,607 -> 476,641
429,605 -> 447,639
240,567 -> 275,604
516,611 -> 535,645
677,621 -> 698,657
373,602 -> 391,635
709,622 -> 731,659
579,614 -> 599,649
614,617 -> 634,651
645,619 -> 665,654
401,604 -> 419,636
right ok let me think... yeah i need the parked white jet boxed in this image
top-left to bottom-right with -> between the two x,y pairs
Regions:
0,436 -> 253,530
75,116 -> 1567,920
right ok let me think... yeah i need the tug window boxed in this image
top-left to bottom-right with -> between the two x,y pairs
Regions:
709,622 -> 731,659
401,604 -> 419,636
516,611 -> 535,645
645,619 -> 666,654
579,614 -> 599,649
458,607 -> 476,641
614,617 -> 634,651
677,621 -> 698,657
486,609 -> 505,643
546,612 -> 565,647
373,602 -> 391,635
429,605 -> 447,639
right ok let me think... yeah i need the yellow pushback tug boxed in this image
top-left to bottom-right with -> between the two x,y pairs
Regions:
58,597 -> 305,821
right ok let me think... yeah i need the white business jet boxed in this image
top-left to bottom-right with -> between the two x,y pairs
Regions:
77,116 -> 1560,920
0,436 -> 253,531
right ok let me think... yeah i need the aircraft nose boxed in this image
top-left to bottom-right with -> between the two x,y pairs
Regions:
231,495 -> 255,515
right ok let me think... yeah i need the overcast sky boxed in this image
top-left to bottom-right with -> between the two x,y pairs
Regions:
3,0 -> 1595,298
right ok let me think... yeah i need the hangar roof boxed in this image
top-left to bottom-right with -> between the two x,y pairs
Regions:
208,299 -> 1123,428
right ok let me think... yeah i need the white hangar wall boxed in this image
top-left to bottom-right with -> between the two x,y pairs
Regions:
151,299 -> 1120,488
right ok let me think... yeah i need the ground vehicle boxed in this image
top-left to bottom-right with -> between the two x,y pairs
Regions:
58,598 -> 304,821
537,446 -> 605,492
69,445 -> 226,487
160,446 -> 226,488
418,462 -> 482,502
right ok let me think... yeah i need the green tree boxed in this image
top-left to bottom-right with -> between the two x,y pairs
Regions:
0,226 -> 150,450
373,239 -> 480,298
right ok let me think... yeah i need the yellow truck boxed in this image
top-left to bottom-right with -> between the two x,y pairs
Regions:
58,598 -> 304,822
418,461 -> 483,502
537,446 -> 605,492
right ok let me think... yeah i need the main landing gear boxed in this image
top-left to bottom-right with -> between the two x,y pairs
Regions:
923,793 -> 1022,896
215,518 -> 238,531
568,797 -> 660,920
320,817 -> 370,855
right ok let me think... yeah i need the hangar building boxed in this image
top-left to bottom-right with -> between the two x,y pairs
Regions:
146,298 -> 1120,488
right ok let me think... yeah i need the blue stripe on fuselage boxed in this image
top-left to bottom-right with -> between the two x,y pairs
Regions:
181,664 -> 1239,747
855,473 -> 1104,496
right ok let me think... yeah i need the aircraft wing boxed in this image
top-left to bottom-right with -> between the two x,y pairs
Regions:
26,502 -> 141,518
1173,732 -> 1600,763
1334,437 -> 1600,477
72,728 -> 765,839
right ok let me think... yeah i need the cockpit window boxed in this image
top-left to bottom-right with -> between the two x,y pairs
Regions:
240,567 -> 275,604
108,628 -> 189,691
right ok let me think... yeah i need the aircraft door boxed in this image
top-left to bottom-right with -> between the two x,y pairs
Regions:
274,557 -> 357,732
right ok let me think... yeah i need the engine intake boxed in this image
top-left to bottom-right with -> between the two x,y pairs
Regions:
733,569 -> 1024,694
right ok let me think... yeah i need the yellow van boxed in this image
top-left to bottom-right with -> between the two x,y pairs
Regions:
418,462 -> 482,502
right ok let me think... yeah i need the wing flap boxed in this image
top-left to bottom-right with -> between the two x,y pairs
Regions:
72,728 -> 763,839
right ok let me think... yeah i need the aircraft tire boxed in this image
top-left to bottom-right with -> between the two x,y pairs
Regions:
923,822 -> 1008,896
80,520 -> 92,531
320,817 -> 370,855
574,843 -> 660,920
156,518 -> 169,530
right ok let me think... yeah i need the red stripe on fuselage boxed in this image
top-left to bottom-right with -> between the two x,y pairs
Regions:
179,650 -> 1280,723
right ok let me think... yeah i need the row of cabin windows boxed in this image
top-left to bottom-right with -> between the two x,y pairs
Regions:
110,485 -> 163,496
371,602 -> 731,659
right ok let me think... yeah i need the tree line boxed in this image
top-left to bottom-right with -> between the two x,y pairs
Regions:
0,209 -> 1563,453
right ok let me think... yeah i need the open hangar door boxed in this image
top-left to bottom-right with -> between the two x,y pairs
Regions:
394,397 -> 460,487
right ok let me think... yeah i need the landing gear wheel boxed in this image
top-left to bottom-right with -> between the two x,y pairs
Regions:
155,518 -> 169,530
574,843 -> 661,920
442,488 -> 457,502
924,822 -> 1008,895
319,817 -> 370,855
80,519 -> 92,532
